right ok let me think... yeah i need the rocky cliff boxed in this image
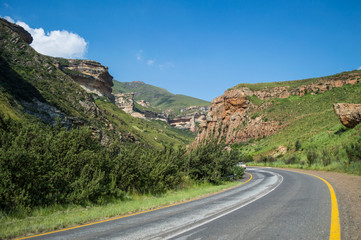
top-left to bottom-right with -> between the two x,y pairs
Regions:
194,71 -> 361,146
193,90 -> 280,145
233,72 -> 360,99
0,18 -> 33,44
54,59 -> 114,100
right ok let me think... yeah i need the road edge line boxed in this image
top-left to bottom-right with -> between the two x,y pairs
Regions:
15,172 -> 253,240
277,169 -> 341,240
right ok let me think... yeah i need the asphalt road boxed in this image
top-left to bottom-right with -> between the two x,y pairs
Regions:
30,168 -> 331,240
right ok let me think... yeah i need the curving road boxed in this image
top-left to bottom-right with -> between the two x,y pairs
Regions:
27,168 -> 333,240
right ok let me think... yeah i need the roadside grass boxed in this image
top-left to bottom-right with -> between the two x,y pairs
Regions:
0,181 -> 242,239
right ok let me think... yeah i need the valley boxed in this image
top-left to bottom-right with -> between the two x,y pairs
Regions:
0,15 -> 360,240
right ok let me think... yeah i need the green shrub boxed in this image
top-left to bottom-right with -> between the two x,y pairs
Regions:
306,151 -> 317,166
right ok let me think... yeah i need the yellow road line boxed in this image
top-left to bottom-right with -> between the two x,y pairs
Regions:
16,172 -> 253,240
278,169 -> 341,240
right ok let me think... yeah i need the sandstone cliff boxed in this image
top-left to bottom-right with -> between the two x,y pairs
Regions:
55,59 -> 114,100
194,71 -> 361,146
333,103 -> 361,128
233,73 -> 360,100
193,90 -> 280,145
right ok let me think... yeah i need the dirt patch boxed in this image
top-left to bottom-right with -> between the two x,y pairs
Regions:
279,169 -> 361,240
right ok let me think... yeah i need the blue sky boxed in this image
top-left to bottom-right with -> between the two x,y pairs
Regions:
1,0 -> 361,101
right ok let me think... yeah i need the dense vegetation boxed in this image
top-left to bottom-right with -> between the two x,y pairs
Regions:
0,115 -> 243,214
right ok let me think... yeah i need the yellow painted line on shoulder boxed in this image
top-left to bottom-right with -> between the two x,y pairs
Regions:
279,169 -> 341,240
16,172 -> 253,240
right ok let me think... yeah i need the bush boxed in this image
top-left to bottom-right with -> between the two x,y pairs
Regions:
345,141 -> 361,164
186,140 -> 241,183
306,151 -> 317,166
285,156 -> 297,164
295,140 -> 301,151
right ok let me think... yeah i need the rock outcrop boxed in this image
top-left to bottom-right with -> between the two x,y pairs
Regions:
234,73 -> 360,100
136,100 -> 150,107
194,72 -> 361,146
55,59 -> 114,100
333,103 -> 361,128
193,90 -> 280,146
0,18 -> 33,44
115,93 -> 134,114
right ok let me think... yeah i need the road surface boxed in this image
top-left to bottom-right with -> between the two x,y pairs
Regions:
26,168 -> 333,240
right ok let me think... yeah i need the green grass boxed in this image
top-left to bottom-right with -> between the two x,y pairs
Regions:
95,98 -> 196,149
232,82 -> 361,175
112,80 -> 210,112
248,160 -> 361,175
0,180 -> 242,239
230,69 -> 361,91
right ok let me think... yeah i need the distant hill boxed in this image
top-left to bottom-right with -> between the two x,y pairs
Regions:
113,80 -> 210,112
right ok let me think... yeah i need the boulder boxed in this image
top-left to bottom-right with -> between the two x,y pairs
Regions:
333,103 -> 361,128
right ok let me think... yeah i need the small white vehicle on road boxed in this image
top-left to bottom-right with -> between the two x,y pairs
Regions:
237,162 -> 247,169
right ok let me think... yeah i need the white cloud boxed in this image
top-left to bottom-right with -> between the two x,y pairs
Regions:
136,50 -> 143,61
3,16 -> 14,22
4,16 -> 87,59
136,49 -> 174,69
146,59 -> 155,66
358,66 -> 361,70
159,62 -> 175,70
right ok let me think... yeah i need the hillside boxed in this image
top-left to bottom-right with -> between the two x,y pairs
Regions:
194,70 -> 361,174
113,80 -> 210,113
0,18 -> 194,149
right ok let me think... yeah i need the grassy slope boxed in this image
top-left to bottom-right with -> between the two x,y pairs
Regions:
113,80 -> 210,111
0,19 -> 195,149
95,98 -> 195,148
230,70 -> 361,91
233,82 -> 361,174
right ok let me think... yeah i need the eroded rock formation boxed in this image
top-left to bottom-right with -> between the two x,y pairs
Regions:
333,103 -> 361,128
115,93 -> 134,114
194,72 -> 361,146
235,74 -> 360,100
193,90 -> 280,146
56,59 -> 114,100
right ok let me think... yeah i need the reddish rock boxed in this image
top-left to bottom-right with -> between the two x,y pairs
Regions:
193,90 -> 280,147
333,103 -> 361,128
193,71 -> 361,148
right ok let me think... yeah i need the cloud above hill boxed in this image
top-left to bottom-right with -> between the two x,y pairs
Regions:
4,16 -> 87,58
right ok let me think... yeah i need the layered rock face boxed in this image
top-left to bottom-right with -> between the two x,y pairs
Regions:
115,93 -> 134,114
236,74 -> 360,100
194,72 -> 361,146
333,103 -> 361,128
193,90 -> 280,145
57,59 -> 114,100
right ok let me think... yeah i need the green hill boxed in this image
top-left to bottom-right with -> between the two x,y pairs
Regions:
113,80 -> 210,112
230,71 -> 361,174
0,18 -> 194,149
